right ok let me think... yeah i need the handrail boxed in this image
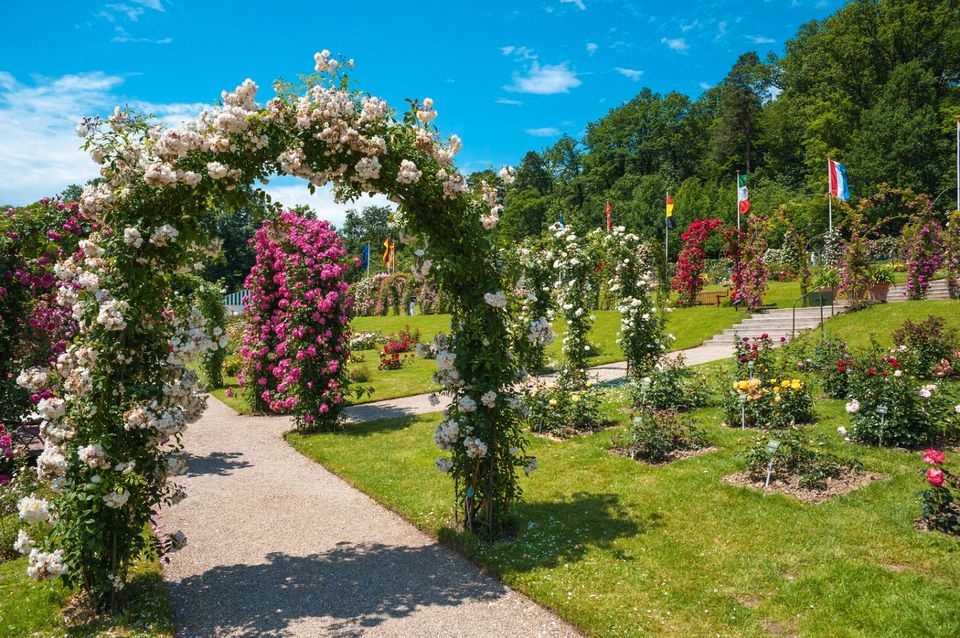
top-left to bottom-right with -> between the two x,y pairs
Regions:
791,291 -> 827,341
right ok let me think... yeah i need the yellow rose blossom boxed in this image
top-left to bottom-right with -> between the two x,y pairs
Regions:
548,398 -> 558,407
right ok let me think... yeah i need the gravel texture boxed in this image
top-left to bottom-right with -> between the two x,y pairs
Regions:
163,398 -> 580,637
163,340 -> 738,635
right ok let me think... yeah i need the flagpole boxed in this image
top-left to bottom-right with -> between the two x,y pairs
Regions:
665,191 -> 669,266
736,171 -> 740,230
827,158 -> 833,234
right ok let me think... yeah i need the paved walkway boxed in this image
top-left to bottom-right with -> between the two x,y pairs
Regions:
163,339 -> 739,636
164,398 -> 580,637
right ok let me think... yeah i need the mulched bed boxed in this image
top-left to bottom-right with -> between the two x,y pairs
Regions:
610,445 -> 719,465
723,469 -> 886,504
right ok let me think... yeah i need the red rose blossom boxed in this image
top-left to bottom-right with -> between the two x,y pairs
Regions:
927,468 -> 945,487
923,449 -> 946,465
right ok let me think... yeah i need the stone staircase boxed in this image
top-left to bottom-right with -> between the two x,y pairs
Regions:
704,304 -> 848,346
886,278 -> 952,301
703,279 -> 954,347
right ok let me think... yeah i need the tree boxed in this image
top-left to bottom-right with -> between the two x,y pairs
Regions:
339,204 -> 391,259
709,52 -> 770,174
851,61 -> 948,194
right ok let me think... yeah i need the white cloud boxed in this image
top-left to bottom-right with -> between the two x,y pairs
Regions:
715,20 -> 729,41
495,98 -> 524,106
111,26 -> 172,44
0,71 -> 202,206
501,45 -> 536,60
262,180 -> 392,228
615,67 -> 644,81
680,20 -> 699,32
505,62 -> 581,95
699,82 -> 712,90
560,0 -> 586,9
585,42 -> 599,55
131,0 -> 164,10
745,35 -> 775,44
660,37 -> 689,53
105,3 -> 144,21
525,127 -> 561,137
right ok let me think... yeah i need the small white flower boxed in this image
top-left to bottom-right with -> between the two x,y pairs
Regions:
123,227 -> 143,248
103,491 -> 130,509
14,530 -> 33,555
458,395 -> 477,413
435,458 -> 453,473
18,496 -> 51,524
483,291 -> 508,309
837,426 -> 847,437
481,391 -> 497,408
845,399 -> 860,414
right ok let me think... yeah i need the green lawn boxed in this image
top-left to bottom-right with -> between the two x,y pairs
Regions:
0,553 -> 172,637
798,300 -> 960,351
213,305 -> 743,414
287,394 -> 960,637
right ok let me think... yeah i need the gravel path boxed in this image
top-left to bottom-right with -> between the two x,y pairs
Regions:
163,340 -> 737,636
163,398 -> 580,637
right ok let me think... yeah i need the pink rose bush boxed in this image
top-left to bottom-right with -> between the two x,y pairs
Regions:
918,448 -> 959,535
239,211 -> 353,432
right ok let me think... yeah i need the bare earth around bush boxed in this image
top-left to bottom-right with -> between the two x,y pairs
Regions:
162,398 -> 579,637
723,470 -> 886,504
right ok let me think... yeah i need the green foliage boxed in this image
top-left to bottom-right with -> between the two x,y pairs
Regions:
631,355 -> 710,412
222,354 -> 243,378
173,274 -> 228,389
846,345 -> 960,447
743,428 -> 860,490
891,315 -> 959,378
809,335 -> 853,399
523,378 -> 603,437
613,408 -> 707,463
349,365 -> 372,383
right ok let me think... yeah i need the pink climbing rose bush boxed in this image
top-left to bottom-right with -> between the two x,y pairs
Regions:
239,211 -> 353,432
725,215 -> 768,310
672,218 -> 724,307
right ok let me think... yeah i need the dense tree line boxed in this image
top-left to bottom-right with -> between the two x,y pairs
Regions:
496,0 -> 960,255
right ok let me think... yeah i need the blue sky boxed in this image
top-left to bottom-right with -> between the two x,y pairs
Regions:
0,0 -> 841,224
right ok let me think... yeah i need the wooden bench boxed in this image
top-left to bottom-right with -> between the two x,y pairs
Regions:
695,290 -> 728,307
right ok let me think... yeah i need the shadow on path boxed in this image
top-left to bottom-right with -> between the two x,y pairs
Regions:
185,451 -> 252,477
170,541 -> 508,638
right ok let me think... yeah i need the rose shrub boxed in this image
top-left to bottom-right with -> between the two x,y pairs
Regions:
238,211 -> 353,430
918,448 -> 960,535
613,408 -> 707,463
13,51 -> 532,606
846,346 -> 959,447
672,218 -> 724,307
742,428 -> 860,490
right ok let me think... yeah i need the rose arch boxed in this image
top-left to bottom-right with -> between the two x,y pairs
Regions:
16,51 -> 531,609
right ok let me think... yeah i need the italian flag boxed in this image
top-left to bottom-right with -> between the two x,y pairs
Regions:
737,174 -> 750,214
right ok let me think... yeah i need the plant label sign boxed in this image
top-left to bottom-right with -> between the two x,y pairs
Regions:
764,439 -> 781,488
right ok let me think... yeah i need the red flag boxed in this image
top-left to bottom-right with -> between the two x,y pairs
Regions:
605,201 -> 612,232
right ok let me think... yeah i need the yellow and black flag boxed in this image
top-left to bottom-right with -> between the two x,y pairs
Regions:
665,193 -> 676,229
382,238 -> 395,269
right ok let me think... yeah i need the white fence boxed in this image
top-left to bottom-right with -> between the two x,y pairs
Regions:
223,290 -> 249,315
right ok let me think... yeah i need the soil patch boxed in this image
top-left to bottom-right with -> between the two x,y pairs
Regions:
723,469 -> 885,504
610,445 -> 719,465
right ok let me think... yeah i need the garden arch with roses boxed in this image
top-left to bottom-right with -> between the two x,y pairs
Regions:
15,51 -> 530,610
